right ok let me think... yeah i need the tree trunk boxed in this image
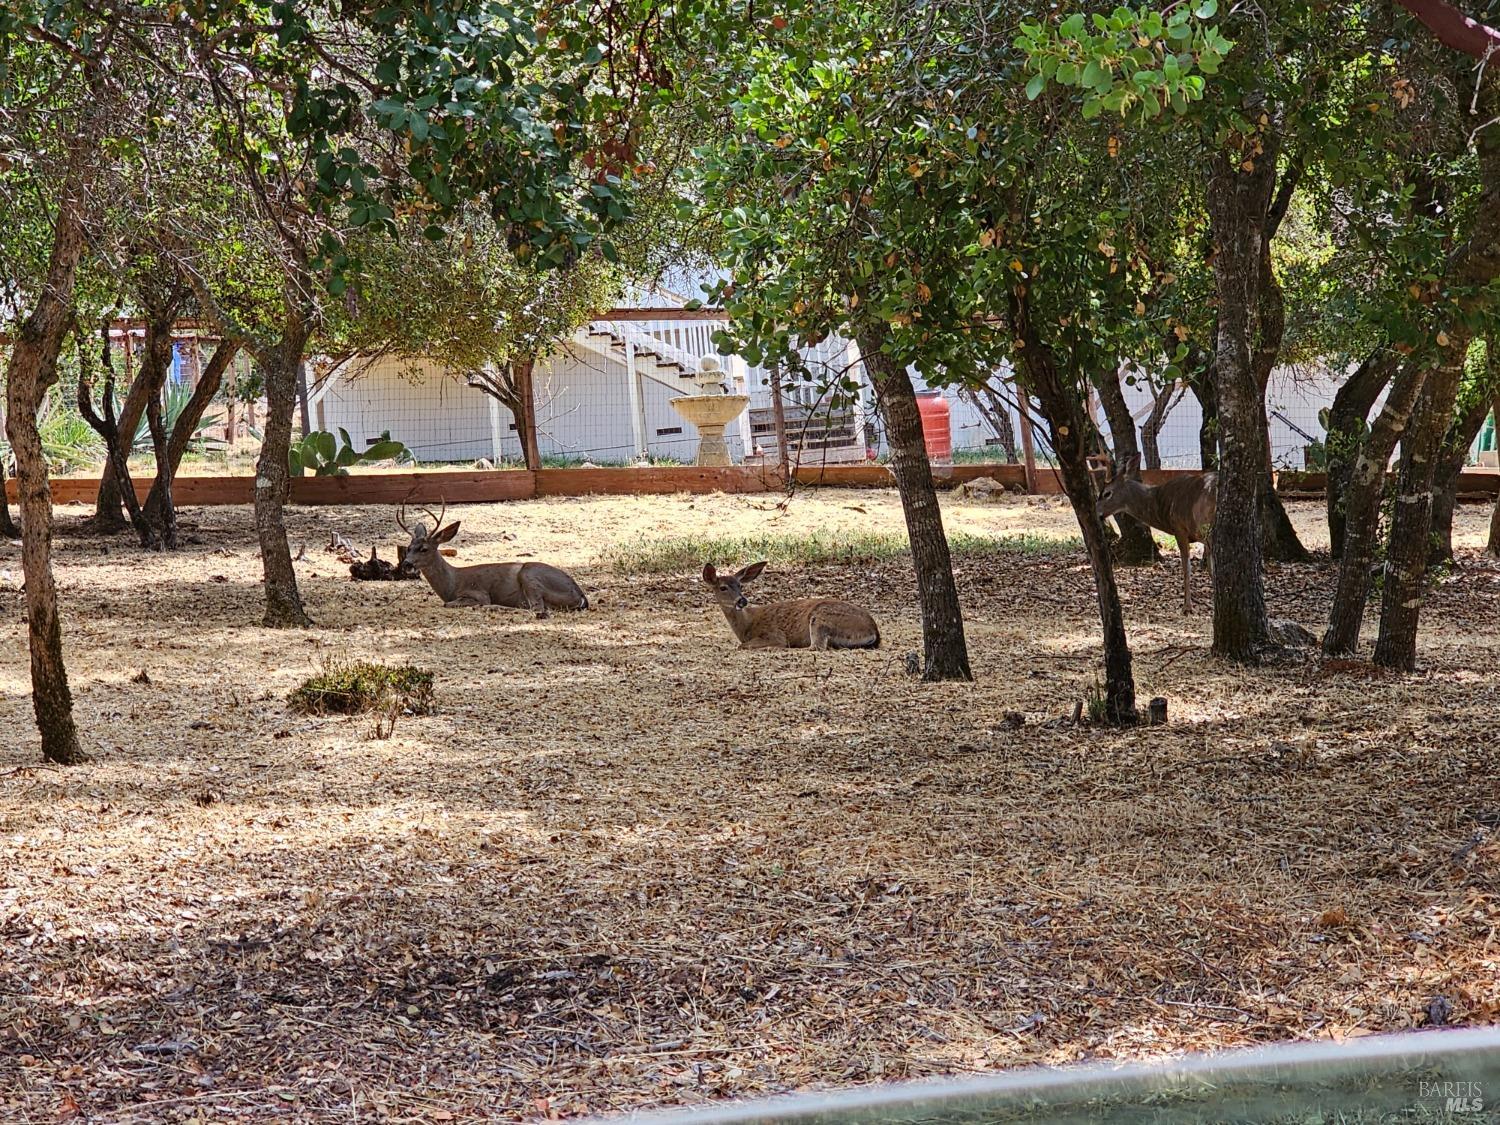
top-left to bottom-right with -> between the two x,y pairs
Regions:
961,384 -> 1019,462
1204,152 -> 1277,661
1140,382 -> 1177,471
858,331 -> 971,681
1259,477 -> 1308,561
78,318 -> 159,549
1190,375 -> 1219,469
1325,349 -> 1397,557
1372,76 -> 1500,667
1009,295 -> 1136,723
1373,350 -> 1468,669
1429,393 -> 1493,564
1095,366 -> 1160,565
143,340 -> 239,531
5,175 -> 87,765
1490,454 -> 1500,557
1490,396 -> 1500,558
1250,225 -> 1310,563
513,357 -> 542,471
251,298 -> 313,628
1428,339 -> 1499,563
1322,359 -> 1431,655
92,334 -> 160,529
137,314 -> 179,548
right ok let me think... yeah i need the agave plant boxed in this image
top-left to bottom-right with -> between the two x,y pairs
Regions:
129,383 -> 226,455
29,391 -> 104,474
290,429 -> 415,476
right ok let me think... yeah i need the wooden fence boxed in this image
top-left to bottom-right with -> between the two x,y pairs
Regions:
6,464 -> 1499,507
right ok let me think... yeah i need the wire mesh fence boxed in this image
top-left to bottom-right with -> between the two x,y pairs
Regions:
6,318 -> 1498,481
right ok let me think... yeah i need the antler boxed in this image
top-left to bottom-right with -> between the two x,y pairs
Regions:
418,496 -> 447,532
396,486 -> 422,536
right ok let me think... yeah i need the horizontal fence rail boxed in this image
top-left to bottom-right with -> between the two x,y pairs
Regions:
6,466 -> 1499,507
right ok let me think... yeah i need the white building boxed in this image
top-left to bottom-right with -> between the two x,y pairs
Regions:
303,272 -> 1381,473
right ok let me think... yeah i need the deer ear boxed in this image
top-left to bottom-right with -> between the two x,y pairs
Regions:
434,521 -> 461,543
1124,454 -> 1142,479
702,563 -> 718,584
738,561 -> 768,583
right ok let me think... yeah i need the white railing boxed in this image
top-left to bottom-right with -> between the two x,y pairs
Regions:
589,319 -> 723,382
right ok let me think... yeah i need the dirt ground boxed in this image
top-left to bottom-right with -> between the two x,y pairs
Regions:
1,489 -> 1498,1123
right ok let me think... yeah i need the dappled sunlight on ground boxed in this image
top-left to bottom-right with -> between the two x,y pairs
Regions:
1,490 -> 1497,1120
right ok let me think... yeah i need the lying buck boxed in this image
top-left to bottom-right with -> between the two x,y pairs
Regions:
398,502 -> 588,616
1095,454 -> 1217,615
702,561 -> 880,650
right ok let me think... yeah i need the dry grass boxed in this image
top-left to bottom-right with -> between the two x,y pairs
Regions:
1,488 -> 1498,1122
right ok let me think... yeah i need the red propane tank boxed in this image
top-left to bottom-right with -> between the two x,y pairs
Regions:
915,390 -> 953,464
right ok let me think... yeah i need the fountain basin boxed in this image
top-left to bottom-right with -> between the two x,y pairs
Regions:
669,394 -> 750,467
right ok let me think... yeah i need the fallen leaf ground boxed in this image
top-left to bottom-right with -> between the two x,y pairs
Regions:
1,489 -> 1497,1123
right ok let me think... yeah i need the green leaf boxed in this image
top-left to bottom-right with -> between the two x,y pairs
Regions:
362,440 -> 408,461
314,430 -> 337,465
1194,0 -> 1218,17
1025,72 -> 1046,101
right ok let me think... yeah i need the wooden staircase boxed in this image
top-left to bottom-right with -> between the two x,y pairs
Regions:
747,402 -> 866,466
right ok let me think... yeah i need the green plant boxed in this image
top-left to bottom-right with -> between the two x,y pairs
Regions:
129,383 -> 226,454
26,394 -> 103,474
288,660 -> 435,716
1085,679 -> 1109,725
230,369 -> 264,404
289,428 -> 415,476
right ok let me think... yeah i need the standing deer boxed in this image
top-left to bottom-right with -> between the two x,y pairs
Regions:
398,502 -> 588,616
702,561 -> 881,650
1095,455 -> 1217,614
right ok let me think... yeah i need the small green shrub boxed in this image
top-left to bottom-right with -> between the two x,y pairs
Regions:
288,660 -> 435,716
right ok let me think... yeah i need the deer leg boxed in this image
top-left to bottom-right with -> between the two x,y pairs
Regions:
739,634 -> 784,650
1179,538 -> 1192,615
444,591 -> 491,608
519,574 -> 550,619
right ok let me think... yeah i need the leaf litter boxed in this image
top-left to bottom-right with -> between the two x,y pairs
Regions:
0,491 -> 1496,1121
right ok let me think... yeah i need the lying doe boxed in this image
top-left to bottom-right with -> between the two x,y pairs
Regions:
398,502 -> 588,617
1095,454 -> 1217,614
702,561 -> 880,650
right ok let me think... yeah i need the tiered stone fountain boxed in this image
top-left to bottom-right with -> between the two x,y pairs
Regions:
669,356 -> 750,467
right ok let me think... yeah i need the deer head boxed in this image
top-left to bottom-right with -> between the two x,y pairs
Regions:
702,561 -> 767,611
1094,454 -> 1144,519
397,498 -> 457,572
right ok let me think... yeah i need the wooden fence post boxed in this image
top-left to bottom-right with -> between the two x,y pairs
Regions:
1017,398 -> 1039,494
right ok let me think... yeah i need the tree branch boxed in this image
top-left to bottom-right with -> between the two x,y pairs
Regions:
1395,0 -> 1500,59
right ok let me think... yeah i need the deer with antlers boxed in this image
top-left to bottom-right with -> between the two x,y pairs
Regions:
397,500 -> 588,616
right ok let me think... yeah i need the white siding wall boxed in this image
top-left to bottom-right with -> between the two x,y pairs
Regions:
319,346 -> 1389,473
316,345 -> 746,466
528,345 -> 743,463
319,357 -> 493,462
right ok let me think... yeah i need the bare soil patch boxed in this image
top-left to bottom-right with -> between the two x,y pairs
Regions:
2,490 -> 1497,1122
